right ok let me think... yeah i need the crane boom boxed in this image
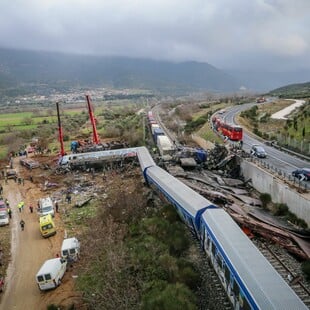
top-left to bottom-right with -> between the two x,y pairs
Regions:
56,102 -> 65,156
86,95 -> 100,144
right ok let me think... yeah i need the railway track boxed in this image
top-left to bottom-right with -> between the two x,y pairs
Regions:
194,242 -> 232,310
255,240 -> 310,308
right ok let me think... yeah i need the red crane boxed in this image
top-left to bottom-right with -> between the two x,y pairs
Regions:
56,101 -> 65,156
85,94 -> 100,144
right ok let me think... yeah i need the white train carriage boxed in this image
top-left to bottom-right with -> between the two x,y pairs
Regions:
145,165 -> 216,235
137,146 -> 156,173
200,208 -> 307,310
59,148 -> 138,167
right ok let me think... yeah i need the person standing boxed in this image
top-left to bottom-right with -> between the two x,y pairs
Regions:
0,184 -> 3,195
66,193 -> 71,204
55,202 -> 59,213
7,207 -> 12,219
20,219 -> 25,231
0,249 -> 3,266
29,205 -> 33,213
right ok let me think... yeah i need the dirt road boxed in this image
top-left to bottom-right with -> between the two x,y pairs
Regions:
0,159 -> 75,310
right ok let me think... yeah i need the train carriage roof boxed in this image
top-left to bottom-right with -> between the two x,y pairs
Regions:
137,146 -> 156,171
146,166 -> 214,217
202,209 -> 307,309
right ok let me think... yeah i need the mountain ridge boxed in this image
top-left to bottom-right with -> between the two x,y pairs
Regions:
268,81 -> 310,98
0,48 -> 241,94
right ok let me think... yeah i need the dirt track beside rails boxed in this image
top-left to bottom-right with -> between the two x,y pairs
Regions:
0,157 -> 80,310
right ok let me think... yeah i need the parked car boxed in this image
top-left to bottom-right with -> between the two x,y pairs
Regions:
250,145 -> 267,158
292,168 -> 310,181
0,211 -> 9,226
0,201 -> 6,211
6,169 -> 17,179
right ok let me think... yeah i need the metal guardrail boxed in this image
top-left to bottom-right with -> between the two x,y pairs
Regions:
269,143 -> 310,162
245,156 -> 310,192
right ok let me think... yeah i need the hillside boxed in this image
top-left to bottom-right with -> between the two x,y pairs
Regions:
0,48 -> 241,95
268,82 -> 310,98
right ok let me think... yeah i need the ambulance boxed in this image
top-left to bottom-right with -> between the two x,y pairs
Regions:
39,214 -> 56,238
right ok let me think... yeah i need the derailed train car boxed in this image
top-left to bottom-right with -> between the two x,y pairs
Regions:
58,146 -> 307,309
137,147 -> 307,310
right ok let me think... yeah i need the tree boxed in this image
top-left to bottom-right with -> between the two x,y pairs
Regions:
142,281 -> 196,310
293,117 -> 298,131
22,117 -> 33,126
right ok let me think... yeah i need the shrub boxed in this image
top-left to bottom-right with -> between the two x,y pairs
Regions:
141,281 -> 196,310
286,212 -> 308,229
273,203 -> 288,216
260,193 -> 271,209
302,260 -> 310,282
177,259 -> 201,290
184,113 -> 209,134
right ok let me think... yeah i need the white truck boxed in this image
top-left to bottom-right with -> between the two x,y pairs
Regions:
38,197 -> 55,217
61,237 -> 80,262
36,258 -> 67,291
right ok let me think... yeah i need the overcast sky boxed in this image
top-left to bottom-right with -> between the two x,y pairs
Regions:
0,0 -> 309,71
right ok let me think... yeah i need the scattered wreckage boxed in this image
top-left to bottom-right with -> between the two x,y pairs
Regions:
55,143 -> 309,260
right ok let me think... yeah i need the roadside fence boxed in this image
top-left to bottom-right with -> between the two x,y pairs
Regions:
245,156 -> 310,192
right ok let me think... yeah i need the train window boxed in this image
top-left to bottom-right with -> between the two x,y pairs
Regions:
201,227 -> 205,244
206,232 -> 210,247
233,279 -> 240,297
176,209 -> 184,221
216,253 -> 222,266
242,297 -> 251,310
224,265 -> 230,282
211,242 -> 216,256
189,217 -> 195,229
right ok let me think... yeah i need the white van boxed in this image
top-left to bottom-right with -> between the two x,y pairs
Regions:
0,211 -> 9,226
36,258 -> 67,291
61,237 -> 80,262
38,197 -> 55,217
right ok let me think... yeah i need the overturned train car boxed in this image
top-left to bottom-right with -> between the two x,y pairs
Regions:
138,147 -> 307,310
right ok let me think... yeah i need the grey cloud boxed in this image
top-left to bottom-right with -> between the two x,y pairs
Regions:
0,0 -> 309,71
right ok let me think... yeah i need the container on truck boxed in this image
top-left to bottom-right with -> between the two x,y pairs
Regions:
157,135 -> 175,156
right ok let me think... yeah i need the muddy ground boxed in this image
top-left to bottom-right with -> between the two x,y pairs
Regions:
0,154 -> 87,310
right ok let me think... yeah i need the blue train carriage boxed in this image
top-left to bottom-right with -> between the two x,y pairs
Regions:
144,165 -> 216,236
199,208 -> 307,310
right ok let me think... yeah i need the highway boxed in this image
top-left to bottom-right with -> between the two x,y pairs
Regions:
222,101 -> 310,179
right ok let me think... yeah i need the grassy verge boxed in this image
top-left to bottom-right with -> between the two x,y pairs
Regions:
59,171 -> 204,309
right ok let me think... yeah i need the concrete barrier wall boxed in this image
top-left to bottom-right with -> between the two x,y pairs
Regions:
241,160 -> 310,226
